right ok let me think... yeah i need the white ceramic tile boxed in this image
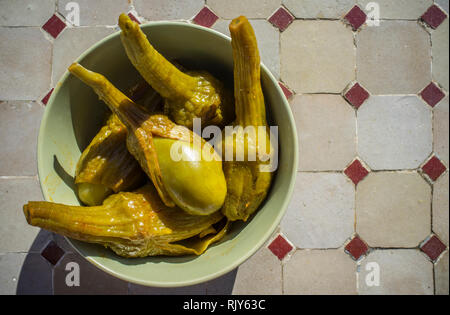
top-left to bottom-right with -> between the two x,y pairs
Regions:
281,173 -> 354,249
357,21 -> 431,94
231,247 -> 282,294
358,0 -> 433,19
58,0 -> 131,26
435,251 -> 449,295
433,173 -> 449,245
0,178 -> 44,252
0,0 -> 55,26
432,19 -> 449,91
356,172 -> 431,248
358,249 -> 433,295
134,0 -> 205,21
290,94 -> 356,171
208,0 -> 281,19
0,101 -> 43,176
284,249 -> 357,294
357,96 -> 432,170
281,20 -> 355,93
0,27 -> 52,100
52,26 -> 114,83
434,97 -> 449,166
0,253 -> 27,294
283,0 -> 355,18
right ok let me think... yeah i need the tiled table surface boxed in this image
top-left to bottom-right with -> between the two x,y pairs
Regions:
0,0 -> 448,295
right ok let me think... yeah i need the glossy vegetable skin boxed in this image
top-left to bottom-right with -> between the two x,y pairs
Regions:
23,185 -> 229,257
75,81 -> 161,206
118,13 -> 234,129
75,114 -> 144,206
68,63 -> 227,216
221,16 -> 273,222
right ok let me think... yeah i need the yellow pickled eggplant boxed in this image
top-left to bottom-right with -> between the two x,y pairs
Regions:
68,63 -> 227,216
118,13 -> 234,129
76,114 -> 143,206
23,185 -> 230,257
220,17 -> 274,222
75,80 -> 161,206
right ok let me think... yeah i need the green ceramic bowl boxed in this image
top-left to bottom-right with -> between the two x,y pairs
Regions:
38,22 -> 298,287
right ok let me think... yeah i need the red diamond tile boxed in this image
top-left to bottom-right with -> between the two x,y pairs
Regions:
421,5 -> 448,29
127,12 -> 141,24
268,7 -> 294,32
345,236 -> 369,260
344,83 -> 370,109
421,156 -> 447,181
344,5 -> 367,30
42,14 -> 66,39
279,82 -> 293,100
421,235 -> 447,261
41,240 -> 65,265
41,88 -> 54,105
344,159 -> 370,185
193,7 -> 219,28
420,82 -> 446,107
268,235 -> 294,260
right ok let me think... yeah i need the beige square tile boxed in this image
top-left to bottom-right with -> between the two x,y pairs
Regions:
291,94 -> 356,171
0,0 -> 55,26
281,173 -> 354,248
52,26 -> 114,83
356,172 -> 431,248
284,249 -> 357,294
0,178 -> 44,252
0,27 -> 52,100
358,0 -> 433,19
231,247 -> 282,294
357,96 -> 432,170
434,97 -> 449,166
358,249 -> 433,295
58,0 -> 130,26
357,21 -> 431,94
283,0 -> 355,18
134,0 -> 204,21
0,101 -> 43,176
432,19 -> 449,91
433,173 -> 449,246
435,251 -> 449,295
281,20 -> 355,93
208,0 -> 281,19
212,19 -> 280,79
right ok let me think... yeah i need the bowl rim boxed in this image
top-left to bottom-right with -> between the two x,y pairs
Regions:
37,21 -> 298,287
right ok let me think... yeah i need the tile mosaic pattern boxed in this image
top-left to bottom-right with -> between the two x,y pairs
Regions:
0,0 -> 448,295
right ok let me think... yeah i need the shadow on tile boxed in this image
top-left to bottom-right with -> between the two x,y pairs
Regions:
16,230 -> 54,295
128,268 -> 238,295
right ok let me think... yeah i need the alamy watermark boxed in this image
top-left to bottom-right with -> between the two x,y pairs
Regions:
169,118 -> 279,173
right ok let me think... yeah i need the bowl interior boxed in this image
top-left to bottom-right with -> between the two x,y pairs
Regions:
38,22 -> 298,287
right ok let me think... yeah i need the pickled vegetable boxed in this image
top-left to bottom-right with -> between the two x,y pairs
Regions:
75,114 -> 144,205
23,185 -> 229,257
118,13 -> 234,128
75,81 -> 161,206
220,17 -> 274,222
68,63 -> 227,216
